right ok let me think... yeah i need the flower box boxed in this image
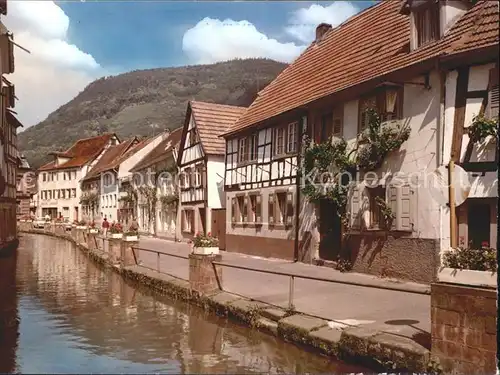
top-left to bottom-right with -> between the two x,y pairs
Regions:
438,267 -> 497,288
123,235 -> 138,242
89,229 -> 99,234
19,219 -> 26,222
193,246 -> 220,255
76,225 -> 87,230
110,233 -> 123,239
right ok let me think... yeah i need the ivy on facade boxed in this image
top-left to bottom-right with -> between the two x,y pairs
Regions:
301,108 -> 411,229
355,109 -> 411,171
138,185 -> 158,235
159,192 -> 179,209
467,114 -> 498,144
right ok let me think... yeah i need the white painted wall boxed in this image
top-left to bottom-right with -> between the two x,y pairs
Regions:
180,114 -> 203,165
118,133 -> 166,180
207,156 -> 225,208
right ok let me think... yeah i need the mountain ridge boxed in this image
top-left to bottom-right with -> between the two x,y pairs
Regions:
18,58 -> 287,169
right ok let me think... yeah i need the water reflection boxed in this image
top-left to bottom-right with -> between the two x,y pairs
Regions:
10,234 -> 367,374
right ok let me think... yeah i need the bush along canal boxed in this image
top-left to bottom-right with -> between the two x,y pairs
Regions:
16,227 -> 438,373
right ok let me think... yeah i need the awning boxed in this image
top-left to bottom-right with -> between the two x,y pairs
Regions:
6,111 -> 23,128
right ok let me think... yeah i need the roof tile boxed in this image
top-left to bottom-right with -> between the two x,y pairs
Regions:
38,134 -> 115,171
130,127 -> 183,172
82,138 -> 139,181
227,0 -> 499,136
190,101 -> 247,154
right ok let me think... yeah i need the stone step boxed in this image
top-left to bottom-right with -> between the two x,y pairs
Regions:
257,317 -> 278,336
260,307 -> 287,322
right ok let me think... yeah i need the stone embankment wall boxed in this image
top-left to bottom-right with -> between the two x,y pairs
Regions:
431,282 -> 497,374
18,223 -> 437,374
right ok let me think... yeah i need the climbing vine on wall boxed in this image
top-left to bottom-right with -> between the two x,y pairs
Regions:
301,136 -> 356,227
300,108 -> 411,229
467,114 -> 498,144
138,185 -> 158,235
355,109 -> 411,171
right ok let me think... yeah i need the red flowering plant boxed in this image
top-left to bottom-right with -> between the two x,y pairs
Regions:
89,221 -> 97,229
124,222 -> 139,236
109,222 -> 124,234
191,232 -> 219,248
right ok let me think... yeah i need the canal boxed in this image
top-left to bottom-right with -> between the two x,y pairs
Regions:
0,233 -> 368,374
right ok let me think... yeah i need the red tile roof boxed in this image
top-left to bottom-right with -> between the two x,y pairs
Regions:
130,127 -> 183,172
189,101 -> 247,154
82,138 -> 139,181
38,133 -> 116,171
226,0 -> 499,136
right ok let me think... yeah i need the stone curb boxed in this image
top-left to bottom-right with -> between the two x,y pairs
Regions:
19,229 -> 438,373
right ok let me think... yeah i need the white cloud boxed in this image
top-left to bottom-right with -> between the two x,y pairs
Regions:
285,2 -> 359,43
4,1 -> 103,128
182,18 -> 304,64
182,2 -> 359,64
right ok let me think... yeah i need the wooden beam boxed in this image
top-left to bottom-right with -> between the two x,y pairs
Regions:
450,67 -> 470,162
449,160 -> 457,249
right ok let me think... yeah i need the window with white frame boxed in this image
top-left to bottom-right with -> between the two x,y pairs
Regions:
274,122 -> 298,156
287,122 -> 298,153
237,134 -> 258,163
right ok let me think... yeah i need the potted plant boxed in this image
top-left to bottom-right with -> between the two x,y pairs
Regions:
123,222 -> 139,241
109,222 -> 124,239
76,220 -> 87,230
189,232 -> 219,255
71,220 -> 78,228
439,243 -> 497,287
89,221 -> 99,234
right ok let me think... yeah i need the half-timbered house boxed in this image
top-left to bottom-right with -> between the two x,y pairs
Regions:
222,0 -> 498,283
177,101 -> 247,243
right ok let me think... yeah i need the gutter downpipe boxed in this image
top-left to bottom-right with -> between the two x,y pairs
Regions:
294,113 -> 306,263
437,57 -> 446,261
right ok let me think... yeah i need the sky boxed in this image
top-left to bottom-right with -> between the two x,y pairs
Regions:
4,0 -> 373,130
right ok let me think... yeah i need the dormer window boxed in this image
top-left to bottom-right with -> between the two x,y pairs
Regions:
414,3 -> 439,47
403,0 -> 441,50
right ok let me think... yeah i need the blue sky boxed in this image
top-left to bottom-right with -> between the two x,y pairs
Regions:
6,1 -> 373,127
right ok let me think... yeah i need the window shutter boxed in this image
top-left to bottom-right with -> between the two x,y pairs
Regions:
231,197 -> 237,223
387,183 -> 398,231
286,192 -> 294,225
268,194 -> 275,225
488,68 -> 499,119
255,195 -> 262,223
350,185 -> 361,230
396,182 -> 413,232
190,210 -> 195,233
242,196 -> 248,223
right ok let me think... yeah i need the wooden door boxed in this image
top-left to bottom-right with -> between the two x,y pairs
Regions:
318,199 -> 341,261
211,208 -> 226,250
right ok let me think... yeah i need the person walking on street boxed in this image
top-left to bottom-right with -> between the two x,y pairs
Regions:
102,217 -> 110,237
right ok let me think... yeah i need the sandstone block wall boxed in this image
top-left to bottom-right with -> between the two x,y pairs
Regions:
431,282 -> 497,374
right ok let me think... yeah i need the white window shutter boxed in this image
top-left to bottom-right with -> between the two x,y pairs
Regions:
350,184 -> 361,230
286,191 -> 294,225
396,182 -> 413,232
387,183 -> 398,231
268,194 -> 275,225
231,197 -> 237,223
256,195 -> 262,223
488,67 -> 499,119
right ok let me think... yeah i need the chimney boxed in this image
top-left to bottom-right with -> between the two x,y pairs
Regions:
315,23 -> 332,42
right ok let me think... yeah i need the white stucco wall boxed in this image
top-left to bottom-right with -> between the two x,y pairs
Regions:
207,156 -> 225,209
